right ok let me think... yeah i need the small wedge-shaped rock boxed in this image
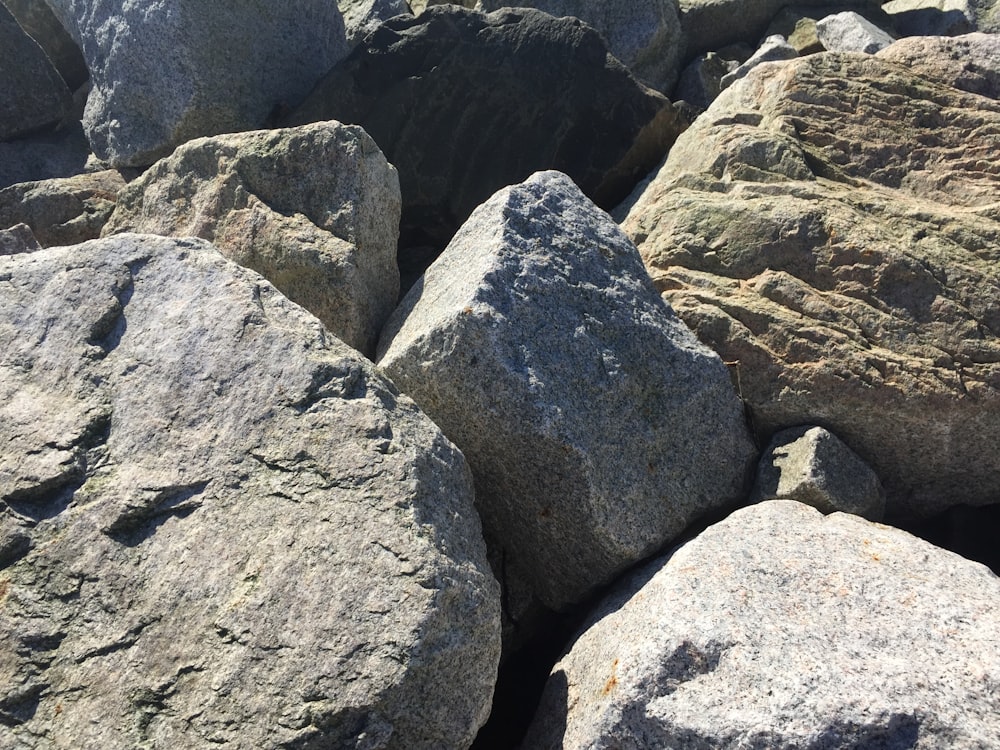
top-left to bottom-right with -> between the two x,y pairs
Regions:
286,6 -> 686,254
43,0 -> 349,166
104,123 -> 400,357
816,10 -> 895,53
0,234 -> 499,749
0,5 -> 72,141
378,171 -> 754,618
523,500 -> 1000,749
752,425 -> 886,520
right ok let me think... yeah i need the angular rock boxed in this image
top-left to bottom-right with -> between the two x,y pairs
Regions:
877,32 -> 1000,100
523,500 -> 1000,749
0,5 -> 72,141
678,0 -> 876,56
0,233 -> 499,749
816,10 -> 895,53
0,170 -> 124,247
103,123 -> 400,358
475,0 -> 686,93
0,223 -> 40,255
286,6 -> 686,257
339,0 -> 412,47
0,121 -> 92,190
377,171 -> 755,621
619,51 -> 1000,518
882,0 -> 976,34
42,0 -> 349,167
1,0 -> 88,90
751,425 -> 885,520
719,34 -> 797,90
674,52 -> 739,110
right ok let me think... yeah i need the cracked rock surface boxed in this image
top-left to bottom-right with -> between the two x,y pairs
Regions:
522,500 -> 1000,749
0,234 -> 499,749
619,47 -> 1000,518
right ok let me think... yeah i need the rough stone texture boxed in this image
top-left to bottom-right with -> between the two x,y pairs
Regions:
103,123 -> 400,358
1,0 -> 88,90
678,0 -> 877,56
475,0 -> 685,93
751,425 -> 885,520
674,52 -> 738,110
286,6 -> 686,255
816,10 -> 895,53
339,0 -> 412,47
522,500 -> 1000,749
0,5 -> 72,142
619,51 -> 1000,519
0,223 -> 40,256
0,122 -> 92,190
378,171 -> 755,623
882,0 -> 976,34
0,233 -> 500,749
877,32 -> 1000,99
0,170 -> 124,247
42,0 -> 349,167
719,34 -> 797,90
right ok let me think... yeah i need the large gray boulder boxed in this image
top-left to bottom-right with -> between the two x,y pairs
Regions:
523,500 -> 1000,749
0,5 -> 72,141
619,49 -> 1000,519
475,0 -> 685,93
0,234 -> 500,749
378,171 -> 755,626
42,0 -> 349,167
0,169 -> 125,247
877,32 -> 1000,99
103,122 -> 400,358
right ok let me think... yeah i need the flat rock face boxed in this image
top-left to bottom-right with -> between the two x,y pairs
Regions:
619,51 -> 1000,518
475,0 -> 685,93
0,5 -> 72,141
378,171 -> 754,620
1,0 -> 88,90
0,170 -> 125,247
816,10 -> 895,53
0,234 -> 499,749
523,500 -> 1000,749
286,6 -> 686,254
103,123 -> 400,357
43,0 -> 349,167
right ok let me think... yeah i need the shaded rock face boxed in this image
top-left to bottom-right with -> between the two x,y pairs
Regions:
619,49 -> 1000,519
1,0 -> 88,90
286,6 -> 686,257
378,171 -> 754,629
523,500 -> 1000,749
0,223 -> 40,255
475,0 -> 685,93
0,170 -> 125,247
0,234 -> 500,749
43,0 -> 349,167
103,123 -> 400,358
339,0 -> 412,47
0,5 -> 72,142
752,425 -> 885,520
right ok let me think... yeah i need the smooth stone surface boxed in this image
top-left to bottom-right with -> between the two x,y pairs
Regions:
0,233 -> 499,749
816,10 -> 895,53
103,122 -> 400,357
523,500 -> 1000,749
378,171 -> 755,622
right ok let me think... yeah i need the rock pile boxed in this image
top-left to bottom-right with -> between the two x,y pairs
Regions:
2,1 -> 999,748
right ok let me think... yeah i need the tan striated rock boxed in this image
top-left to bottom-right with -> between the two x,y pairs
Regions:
619,51 -> 1000,518
103,122 -> 400,358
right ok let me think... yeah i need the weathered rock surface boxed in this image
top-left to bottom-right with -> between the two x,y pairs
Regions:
0,223 -> 40,256
877,32 -> 1000,99
378,171 -> 755,623
1,0 -> 88,90
0,233 -> 499,749
339,0 -> 411,47
678,0 -> 877,56
816,10 -> 895,53
675,52 -> 738,110
882,0 -> 977,35
286,6 -> 686,255
619,50 -> 1000,519
719,34 -> 797,90
0,123 -> 92,190
42,0 -> 349,167
103,123 -> 400,357
751,425 -> 885,519
475,0 -> 685,93
0,170 -> 124,247
523,500 -> 1000,749
0,5 -> 72,142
